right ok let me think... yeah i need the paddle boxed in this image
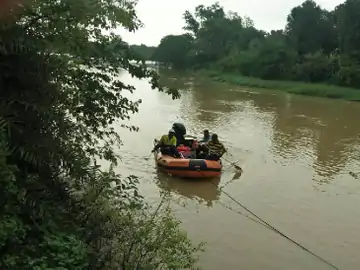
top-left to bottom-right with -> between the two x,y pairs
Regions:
221,156 -> 243,171
144,151 -> 154,161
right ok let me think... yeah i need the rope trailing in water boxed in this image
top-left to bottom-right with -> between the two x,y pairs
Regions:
151,149 -> 338,269
215,182 -> 339,270
222,156 -> 243,171
218,200 -> 273,228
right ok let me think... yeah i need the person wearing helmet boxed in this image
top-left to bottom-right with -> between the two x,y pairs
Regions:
152,129 -> 181,158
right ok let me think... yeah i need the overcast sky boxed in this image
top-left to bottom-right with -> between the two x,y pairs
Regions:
118,0 -> 343,46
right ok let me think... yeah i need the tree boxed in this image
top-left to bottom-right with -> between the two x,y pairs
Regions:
285,0 -> 337,55
334,0 -> 360,61
130,44 -> 157,61
331,0 -> 360,87
233,36 -> 297,80
293,52 -> 339,82
183,3 -> 229,63
182,3 -> 265,67
155,1 -> 360,89
0,0 -> 203,268
152,34 -> 194,68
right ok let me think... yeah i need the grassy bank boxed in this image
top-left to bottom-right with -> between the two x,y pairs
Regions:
199,70 -> 360,102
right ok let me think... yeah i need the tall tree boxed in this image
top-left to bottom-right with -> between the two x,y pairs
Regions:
334,0 -> 360,62
152,34 -> 193,68
183,3 -> 265,66
130,44 -> 157,61
156,1 -> 360,89
286,0 -> 337,55
185,3 -> 229,62
0,0 -> 202,268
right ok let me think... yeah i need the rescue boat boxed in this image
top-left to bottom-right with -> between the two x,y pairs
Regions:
153,136 -> 222,179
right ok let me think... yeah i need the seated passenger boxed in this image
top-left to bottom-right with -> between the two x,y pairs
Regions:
196,129 -> 211,157
203,134 -> 226,161
152,129 -> 181,158
200,129 -> 211,143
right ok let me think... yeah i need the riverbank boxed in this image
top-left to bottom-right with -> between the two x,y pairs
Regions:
198,70 -> 360,102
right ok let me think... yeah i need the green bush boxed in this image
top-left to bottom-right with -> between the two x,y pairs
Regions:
335,65 -> 360,88
293,52 -> 338,82
0,0 -> 203,269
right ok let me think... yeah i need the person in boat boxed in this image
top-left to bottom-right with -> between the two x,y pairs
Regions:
203,133 -> 226,161
200,129 -> 211,143
196,129 -> 211,158
152,129 -> 182,158
172,122 -> 186,146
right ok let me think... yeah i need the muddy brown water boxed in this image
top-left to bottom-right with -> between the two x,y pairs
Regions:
105,68 -> 360,270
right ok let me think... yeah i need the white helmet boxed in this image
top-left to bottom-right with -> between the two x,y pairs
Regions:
169,128 -> 175,133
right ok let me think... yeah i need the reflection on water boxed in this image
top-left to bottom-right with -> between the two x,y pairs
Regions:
112,68 -> 360,270
156,171 -> 221,207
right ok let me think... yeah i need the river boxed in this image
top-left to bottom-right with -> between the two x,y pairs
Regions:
110,68 -> 360,270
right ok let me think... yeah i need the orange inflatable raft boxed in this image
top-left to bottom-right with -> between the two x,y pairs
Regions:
153,138 -> 222,179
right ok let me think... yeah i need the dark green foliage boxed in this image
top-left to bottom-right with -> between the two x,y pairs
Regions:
286,0 -> 337,55
130,44 -> 157,61
154,0 -> 360,89
0,0 -> 202,269
235,37 -> 297,80
293,52 -> 339,82
151,34 -> 194,69
334,0 -> 360,62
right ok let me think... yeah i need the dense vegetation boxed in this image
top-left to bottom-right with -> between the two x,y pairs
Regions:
130,44 -> 157,61
0,0 -> 203,269
152,0 -> 360,92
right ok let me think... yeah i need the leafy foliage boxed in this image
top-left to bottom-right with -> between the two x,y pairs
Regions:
151,34 -> 194,69
334,0 -> 360,61
153,0 -> 360,89
130,44 -> 157,61
286,0 -> 337,55
0,0 -> 202,269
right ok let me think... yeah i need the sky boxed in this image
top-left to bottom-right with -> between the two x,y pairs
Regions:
118,0 -> 344,46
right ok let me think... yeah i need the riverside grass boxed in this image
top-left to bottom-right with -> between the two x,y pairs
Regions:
199,70 -> 360,102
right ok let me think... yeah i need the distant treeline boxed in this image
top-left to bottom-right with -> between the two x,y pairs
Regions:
89,40 -> 156,62
146,0 -> 360,89
129,44 -> 157,61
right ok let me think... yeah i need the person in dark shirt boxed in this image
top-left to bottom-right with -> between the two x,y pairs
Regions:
172,122 -> 186,146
